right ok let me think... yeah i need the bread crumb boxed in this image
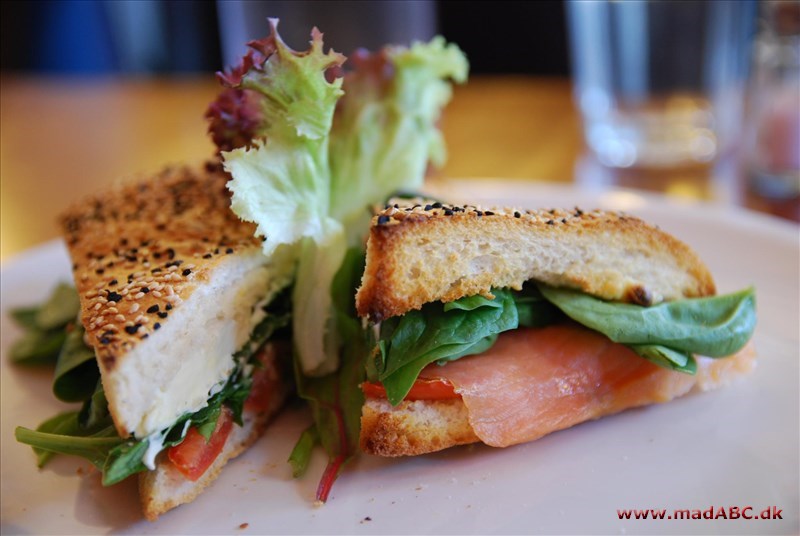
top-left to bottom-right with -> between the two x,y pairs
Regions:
238,522 -> 249,530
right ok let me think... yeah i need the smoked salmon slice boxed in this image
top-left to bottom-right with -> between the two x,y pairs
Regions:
418,324 -> 755,448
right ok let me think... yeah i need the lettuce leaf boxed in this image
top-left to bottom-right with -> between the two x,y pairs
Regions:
220,20 -> 346,376
329,38 -> 468,241
219,21 -> 468,378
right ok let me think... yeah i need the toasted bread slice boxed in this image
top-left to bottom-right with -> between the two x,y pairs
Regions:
60,165 -> 289,438
356,202 -> 715,322
361,343 -> 757,457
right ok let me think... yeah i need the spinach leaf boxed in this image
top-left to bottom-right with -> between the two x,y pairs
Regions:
78,379 -> 113,430
539,286 -> 756,358
28,412 -> 83,467
15,425 -> 123,470
9,284 -> 80,365
378,288 -> 519,405
629,345 -> 697,374
53,322 -> 99,402
103,439 -> 149,485
10,306 -> 41,330
514,285 -> 564,328
35,283 -> 81,331
9,329 -> 67,365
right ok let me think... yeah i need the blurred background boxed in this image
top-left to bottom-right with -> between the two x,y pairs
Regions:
0,0 -> 570,75
1,0 -> 798,261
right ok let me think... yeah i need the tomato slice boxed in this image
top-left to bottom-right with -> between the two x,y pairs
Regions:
361,378 -> 460,401
244,344 -> 281,412
167,406 -> 234,481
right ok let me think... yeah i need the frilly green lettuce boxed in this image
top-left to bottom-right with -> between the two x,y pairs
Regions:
219,19 -> 468,376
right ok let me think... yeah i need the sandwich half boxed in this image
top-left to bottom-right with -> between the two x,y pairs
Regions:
356,201 -> 756,456
53,165 -> 291,519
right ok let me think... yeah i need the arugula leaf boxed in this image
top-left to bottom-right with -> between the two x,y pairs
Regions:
377,288 -> 518,405
53,322 -> 99,402
538,286 -> 756,358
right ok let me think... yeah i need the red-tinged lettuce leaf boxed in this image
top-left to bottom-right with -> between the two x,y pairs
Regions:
206,18 -> 346,154
205,88 -> 265,153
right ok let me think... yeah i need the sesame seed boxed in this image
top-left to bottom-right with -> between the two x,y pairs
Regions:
225,248 -> 233,254
514,211 -> 521,218
484,211 -> 495,216
182,269 -> 191,276
377,215 -> 390,225
124,324 -> 141,335
107,291 -> 123,302
153,323 -> 161,330
134,292 -> 145,299
115,314 -> 126,322
152,291 -> 162,298
147,304 -> 159,314
141,287 -> 150,294
93,303 -> 102,311
165,304 -> 173,310
432,202 -> 442,209
203,253 -> 213,259
129,303 -> 139,313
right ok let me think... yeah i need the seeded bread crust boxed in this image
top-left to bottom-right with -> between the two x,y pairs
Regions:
60,165 -> 275,438
60,164 -> 261,371
356,201 -> 716,322
360,346 -> 757,457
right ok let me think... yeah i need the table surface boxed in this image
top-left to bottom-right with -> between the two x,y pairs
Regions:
1,75 -> 796,262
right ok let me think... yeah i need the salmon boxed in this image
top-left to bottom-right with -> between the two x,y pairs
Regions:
418,324 -> 755,448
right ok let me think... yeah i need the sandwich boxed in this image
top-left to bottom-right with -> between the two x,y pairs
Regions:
356,201 -> 757,456
15,165 -> 293,520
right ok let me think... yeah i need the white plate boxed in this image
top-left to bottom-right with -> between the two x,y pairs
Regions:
2,183 -> 798,535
